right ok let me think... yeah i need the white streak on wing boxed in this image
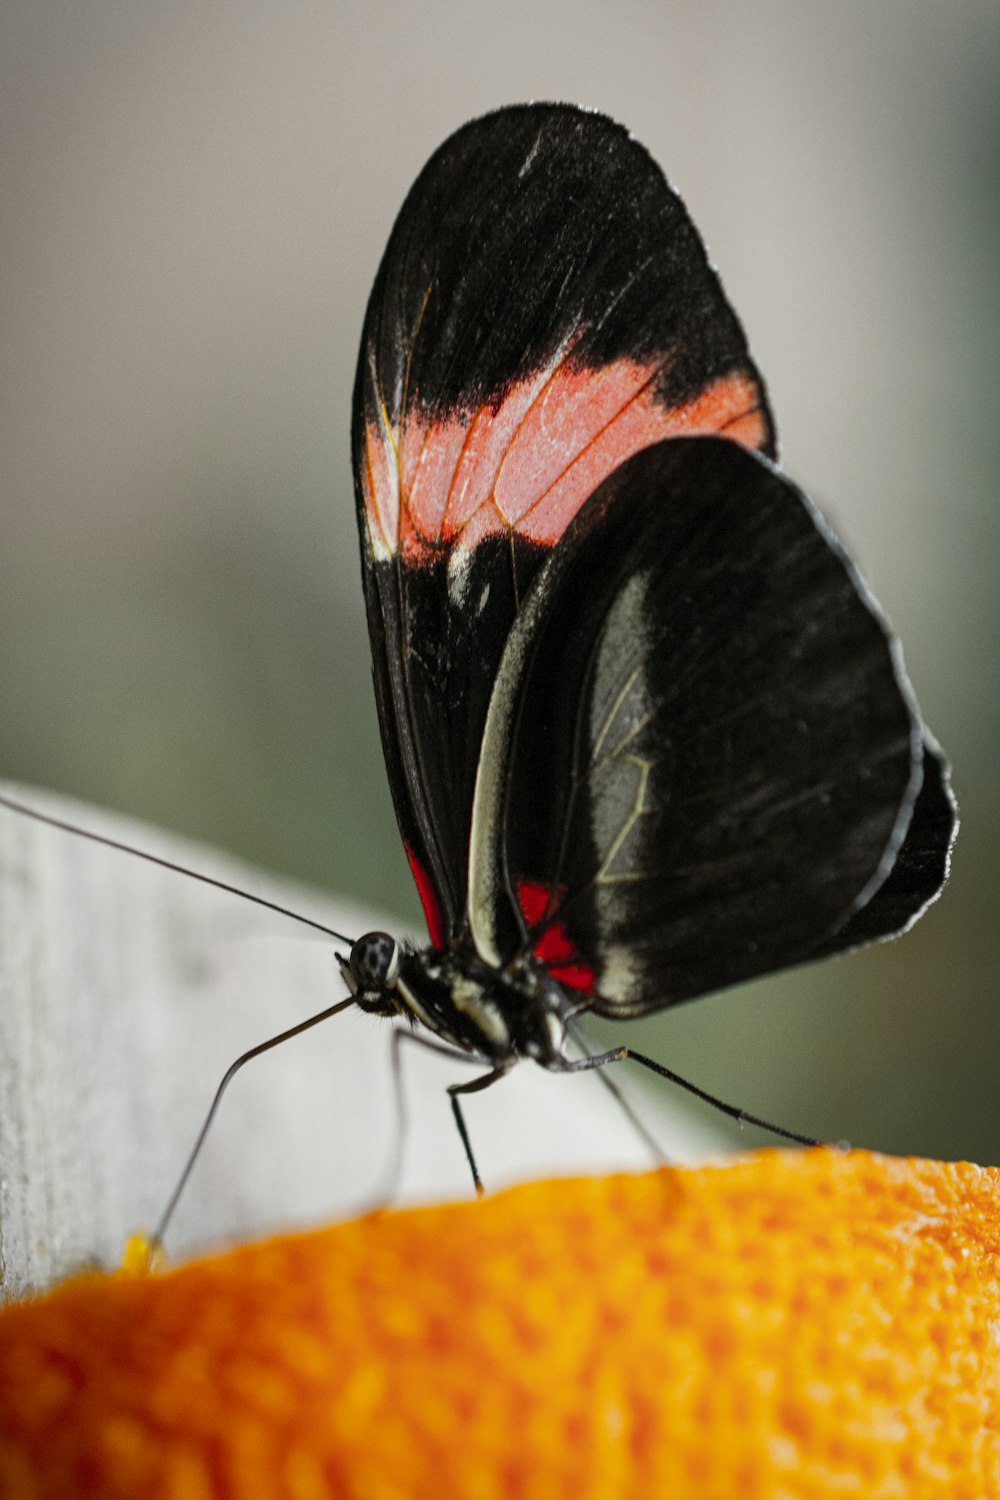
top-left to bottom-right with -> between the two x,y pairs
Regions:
466,655 -> 521,966
518,130 -> 543,178
596,943 -> 641,1004
450,977 -> 510,1048
467,562 -> 555,966
447,543 -> 474,609
366,349 -> 400,562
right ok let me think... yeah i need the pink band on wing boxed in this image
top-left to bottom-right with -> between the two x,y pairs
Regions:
362,359 -> 767,562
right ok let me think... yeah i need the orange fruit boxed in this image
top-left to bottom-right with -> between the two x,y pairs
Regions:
1,1148 -> 998,1497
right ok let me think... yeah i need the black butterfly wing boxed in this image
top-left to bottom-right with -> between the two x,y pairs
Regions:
352,103 -> 774,946
467,437 -> 952,1011
807,738 -> 955,959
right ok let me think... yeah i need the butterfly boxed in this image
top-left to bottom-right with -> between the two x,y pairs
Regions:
341,103 -> 957,1186
341,101 -> 960,1185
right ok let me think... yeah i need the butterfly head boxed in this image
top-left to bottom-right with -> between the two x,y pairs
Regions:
340,931 -> 403,1016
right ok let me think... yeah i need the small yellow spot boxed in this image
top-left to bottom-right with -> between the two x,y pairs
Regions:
119,1232 -> 165,1276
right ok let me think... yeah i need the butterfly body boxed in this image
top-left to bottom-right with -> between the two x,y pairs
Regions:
343,934 -> 568,1067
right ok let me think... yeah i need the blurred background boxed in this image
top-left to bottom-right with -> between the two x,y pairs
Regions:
1,1 -> 997,1166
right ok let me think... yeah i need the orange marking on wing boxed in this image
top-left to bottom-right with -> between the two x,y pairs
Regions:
452,496 -> 509,553
363,423 -> 399,558
404,413 -> 468,544
519,370 -> 767,546
447,339 -> 585,533
442,368 -> 556,539
516,376 -> 664,544
718,405 -> 767,445
398,414 -> 429,507
494,362 -> 657,526
669,373 -> 766,441
363,365 -> 767,564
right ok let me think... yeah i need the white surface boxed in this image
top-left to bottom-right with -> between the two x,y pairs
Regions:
0,784 -> 721,1298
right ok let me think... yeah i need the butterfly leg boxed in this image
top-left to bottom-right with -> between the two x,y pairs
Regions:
447,1066 -> 513,1197
557,1046 -> 819,1147
386,1028 -> 495,1201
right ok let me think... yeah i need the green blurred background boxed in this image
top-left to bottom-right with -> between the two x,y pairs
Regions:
2,1 -> 997,1163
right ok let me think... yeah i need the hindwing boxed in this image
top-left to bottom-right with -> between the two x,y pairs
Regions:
467,438 -> 953,1011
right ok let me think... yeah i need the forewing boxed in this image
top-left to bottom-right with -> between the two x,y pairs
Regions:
468,438 -> 950,1011
353,103 -> 773,943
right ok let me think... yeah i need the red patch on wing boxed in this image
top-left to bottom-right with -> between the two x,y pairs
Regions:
363,358 -> 768,562
518,879 -> 552,927
517,879 -> 596,995
406,845 -> 446,951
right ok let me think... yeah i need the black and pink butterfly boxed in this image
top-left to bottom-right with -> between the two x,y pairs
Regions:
341,102 -> 956,1186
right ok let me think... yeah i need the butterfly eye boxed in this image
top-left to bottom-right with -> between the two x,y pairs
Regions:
349,931 -> 400,995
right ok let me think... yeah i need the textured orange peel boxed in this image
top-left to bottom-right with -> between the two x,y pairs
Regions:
1,1147 -> 999,1498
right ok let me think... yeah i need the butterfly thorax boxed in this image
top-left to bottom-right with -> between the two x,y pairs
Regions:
342,931 -> 569,1066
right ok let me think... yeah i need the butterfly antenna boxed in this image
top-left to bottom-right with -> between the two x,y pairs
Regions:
0,788 -> 356,946
151,994 -> 357,1248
